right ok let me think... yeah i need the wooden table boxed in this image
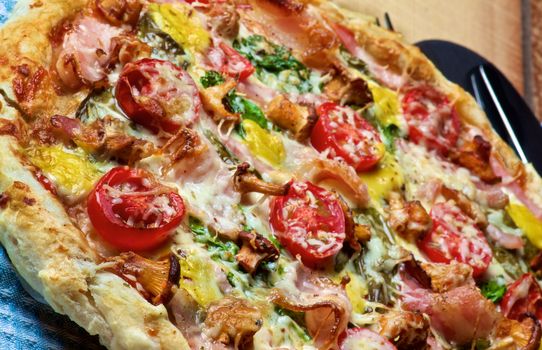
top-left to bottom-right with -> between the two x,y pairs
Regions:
335,0 -> 525,95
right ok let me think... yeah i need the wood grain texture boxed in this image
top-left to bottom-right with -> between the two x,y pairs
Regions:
531,0 -> 542,119
334,0 -> 524,95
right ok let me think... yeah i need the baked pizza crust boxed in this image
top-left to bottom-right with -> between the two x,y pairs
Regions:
0,0 -> 540,349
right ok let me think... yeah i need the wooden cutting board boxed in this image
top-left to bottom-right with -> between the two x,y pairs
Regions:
335,0 -> 525,95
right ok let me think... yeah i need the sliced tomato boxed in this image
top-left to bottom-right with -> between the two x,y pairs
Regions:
418,202 -> 492,278
115,58 -> 200,134
87,166 -> 185,251
269,181 -> 345,268
401,85 -> 460,155
311,102 -> 384,172
339,328 -> 397,350
500,273 -> 542,321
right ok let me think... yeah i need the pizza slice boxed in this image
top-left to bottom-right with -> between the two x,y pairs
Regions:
0,0 -> 541,349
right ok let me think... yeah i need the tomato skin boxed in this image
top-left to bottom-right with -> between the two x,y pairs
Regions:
418,202 -> 492,278
500,273 -> 542,321
87,166 -> 185,251
401,85 -> 460,155
115,58 -> 200,134
311,102 -> 383,172
269,181 -> 345,268
339,328 -> 397,350
218,42 -> 255,81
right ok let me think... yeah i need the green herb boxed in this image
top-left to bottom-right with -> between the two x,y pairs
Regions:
223,89 -> 268,130
188,216 -> 239,262
200,70 -> 225,88
340,46 -> 370,75
382,124 -> 400,152
480,278 -> 507,303
203,130 -> 239,166
233,35 -> 313,92
275,307 -> 311,342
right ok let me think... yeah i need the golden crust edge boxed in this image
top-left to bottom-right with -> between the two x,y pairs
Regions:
0,135 -> 189,350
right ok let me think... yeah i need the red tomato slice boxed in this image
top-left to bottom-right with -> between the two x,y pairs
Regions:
500,273 -> 542,321
401,85 -> 460,155
269,181 -> 345,268
87,166 -> 185,251
339,328 -> 397,350
115,58 -> 200,134
311,102 -> 384,172
418,202 -> 492,278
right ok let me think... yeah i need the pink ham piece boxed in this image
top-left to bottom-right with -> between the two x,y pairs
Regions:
486,224 -> 524,250
402,285 -> 499,345
55,16 -> 124,89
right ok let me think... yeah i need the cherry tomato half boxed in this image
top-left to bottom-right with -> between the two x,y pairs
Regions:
269,181 -> 345,268
418,202 -> 492,278
401,85 -> 460,155
500,273 -> 542,321
311,102 -> 384,172
115,58 -> 200,134
87,166 -> 185,251
339,328 -> 397,350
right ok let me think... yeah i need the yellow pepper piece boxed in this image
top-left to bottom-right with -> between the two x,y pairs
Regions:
359,152 -> 404,201
345,273 -> 367,314
148,3 -> 210,53
26,144 -> 101,197
506,203 -> 542,249
242,119 -> 285,167
179,251 -> 223,306
369,82 -> 401,126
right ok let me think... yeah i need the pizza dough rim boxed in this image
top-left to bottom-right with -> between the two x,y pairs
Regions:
0,1 -> 540,350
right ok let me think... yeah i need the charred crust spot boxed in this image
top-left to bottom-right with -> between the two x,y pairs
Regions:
23,197 -> 36,206
0,193 -> 10,209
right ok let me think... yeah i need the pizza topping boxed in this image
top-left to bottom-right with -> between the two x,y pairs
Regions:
270,276 -> 351,350
449,135 -> 501,184
105,251 -> 180,305
486,224 -> 525,250
402,285 -> 499,345
233,34 -> 317,93
323,66 -> 373,107
418,201 -> 492,278
296,158 -> 370,208
208,42 -> 255,81
115,58 -> 201,134
376,310 -> 429,349
108,34 -> 152,67
338,327 -> 398,350
401,84 -> 460,155
235,230 -> 279,274
204,0 -> 240,39
440,185 -> 487,228
233,162 -> 289,196
200,79 -> 240,124
311,102 -> 384,172
386,192 -> 431,241
492,316 -> 542,350
49,115 -> 155,164
87,166 -> 185,251
266,94 -> 317,141
240,0 -> 338,70
270,181 -> 346,267
420,261 -> 474,293
54,15 -> 124,89
95,0 -> 142,26
147,3 -> 210,53
500,273 -> 542,321
203,296 -> 262,348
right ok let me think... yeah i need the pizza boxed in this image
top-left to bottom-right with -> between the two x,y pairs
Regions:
1,0 -> 542,349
